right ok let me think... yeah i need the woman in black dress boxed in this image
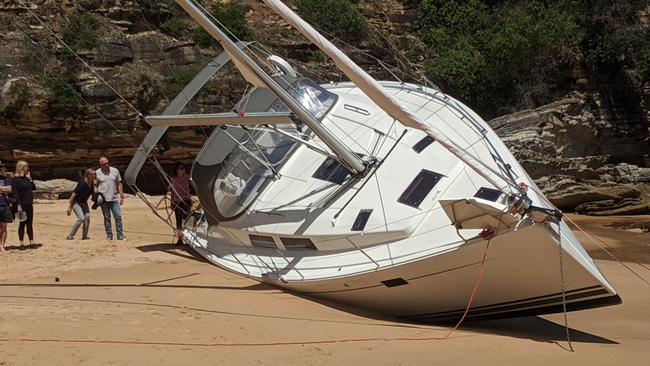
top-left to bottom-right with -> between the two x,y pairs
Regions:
12,160 -> 36,246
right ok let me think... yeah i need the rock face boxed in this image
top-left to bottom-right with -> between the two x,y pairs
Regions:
489,90 -> 650,215
1,0 -> 649,215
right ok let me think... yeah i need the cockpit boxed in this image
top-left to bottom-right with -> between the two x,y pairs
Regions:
197,77 -> 338,220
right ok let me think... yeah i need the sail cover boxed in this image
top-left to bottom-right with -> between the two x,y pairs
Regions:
262,0 -> 510,191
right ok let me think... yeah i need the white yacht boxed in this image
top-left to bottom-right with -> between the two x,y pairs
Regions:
126,0 -> 620,322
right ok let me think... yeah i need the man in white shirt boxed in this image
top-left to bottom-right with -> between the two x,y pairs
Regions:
95,156 -> 125,240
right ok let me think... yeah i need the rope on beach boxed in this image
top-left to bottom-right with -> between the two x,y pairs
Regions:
0,335 -> 472,348
557,224 -> 574,352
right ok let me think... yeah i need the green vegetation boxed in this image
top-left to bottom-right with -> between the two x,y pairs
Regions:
125,63 -> 163,113
161,18 -> 188,38
60,10 -> 100,57
163,67 -> 197,96
295,0 -> 368,42
0,80 -> 31,117
43,77 -> 85,114
191,2 -> 252,46
417,0 -> 650,117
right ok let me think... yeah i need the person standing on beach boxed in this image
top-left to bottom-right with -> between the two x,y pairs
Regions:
66,168 -> 96,240
12,160 -> 36,247
95,157 -> 126,241
0,161 -> 13,252
169,162 -> 192,245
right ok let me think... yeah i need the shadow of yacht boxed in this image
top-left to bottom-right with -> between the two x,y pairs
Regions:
135,242 -> 210,263
460,316 -> 618,344
274,289 -> 620,342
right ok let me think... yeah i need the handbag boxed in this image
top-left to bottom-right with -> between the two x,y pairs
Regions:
7,195 -> 17,215
1,193 -> 16,214
15,209 -> 27,222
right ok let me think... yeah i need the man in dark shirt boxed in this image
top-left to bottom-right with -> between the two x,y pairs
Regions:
0,161 -> 13,252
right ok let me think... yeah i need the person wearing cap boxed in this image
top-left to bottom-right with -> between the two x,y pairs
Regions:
0,161 -> 13,252
12,160 -> 36,247
94,156 -> 125,241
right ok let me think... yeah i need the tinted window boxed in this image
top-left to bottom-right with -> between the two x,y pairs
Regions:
474,187 -> 502,202
412,135 -> 435,153
351,209 -> 372,231
397,170 -> 443,208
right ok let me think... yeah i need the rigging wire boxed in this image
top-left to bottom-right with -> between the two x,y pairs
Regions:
556,222 -> 575,352
16,2 -> 190,235
526,186 -> 650,285
19,1 -> 141,117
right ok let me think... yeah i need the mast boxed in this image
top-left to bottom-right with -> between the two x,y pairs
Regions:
175,0 -> 366,174
262,0 -> 512,191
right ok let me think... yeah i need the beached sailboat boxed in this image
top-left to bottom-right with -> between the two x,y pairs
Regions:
126,0 -> 620,322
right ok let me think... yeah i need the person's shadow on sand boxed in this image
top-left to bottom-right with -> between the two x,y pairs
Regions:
4,243 -> 43,251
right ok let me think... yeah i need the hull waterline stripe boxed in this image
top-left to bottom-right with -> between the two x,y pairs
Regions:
403,287 -> 612,321
405,294 -> 622,323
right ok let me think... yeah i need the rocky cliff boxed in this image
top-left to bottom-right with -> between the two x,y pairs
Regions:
1,0 -> 649,214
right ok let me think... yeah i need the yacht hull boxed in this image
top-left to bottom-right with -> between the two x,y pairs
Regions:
185,221 -> 620,322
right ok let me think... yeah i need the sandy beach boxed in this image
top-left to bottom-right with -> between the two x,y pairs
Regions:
0,198 -> 648,365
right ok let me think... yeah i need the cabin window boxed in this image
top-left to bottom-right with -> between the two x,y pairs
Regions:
313,157 -> 350,184
397,170 -> 443,208
412,135 -> 435,153
351,209 -> 372,231
474,187 -> 501,202
249,235 -> 277,249
281,237 -> 317,250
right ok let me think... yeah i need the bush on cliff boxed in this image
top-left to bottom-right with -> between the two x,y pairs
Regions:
0,79 -> 31,118
60,10 -> 100,58
417,0 -> 649,117
191,2 -> 252,46
294,0 -> 368,42
43,77 -> 84,115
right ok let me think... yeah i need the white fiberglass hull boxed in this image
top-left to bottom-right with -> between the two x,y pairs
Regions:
184,219 -> 619,322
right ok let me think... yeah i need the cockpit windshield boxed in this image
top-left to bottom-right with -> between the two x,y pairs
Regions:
270,78 -> 337,119
213,78 -> 337,219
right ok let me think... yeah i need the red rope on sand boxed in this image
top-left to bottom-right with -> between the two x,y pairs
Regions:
0,236 -> 495,347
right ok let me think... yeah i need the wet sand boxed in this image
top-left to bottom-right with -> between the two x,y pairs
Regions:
1,198 -> 649,365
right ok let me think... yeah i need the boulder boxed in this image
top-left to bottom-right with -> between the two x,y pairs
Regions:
489,92 -> 650,214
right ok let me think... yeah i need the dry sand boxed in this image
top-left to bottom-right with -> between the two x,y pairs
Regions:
0,198 -> 649,365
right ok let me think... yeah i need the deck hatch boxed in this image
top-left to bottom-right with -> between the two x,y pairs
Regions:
474,187 -> 502,202
312,157 -> 350,184
249,235 -> 277,248
351,209 -> 373,231
280,237 -> 317,250
397,170 -> 443,208
382,278 -> 409,287
412,135 -> 435,153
